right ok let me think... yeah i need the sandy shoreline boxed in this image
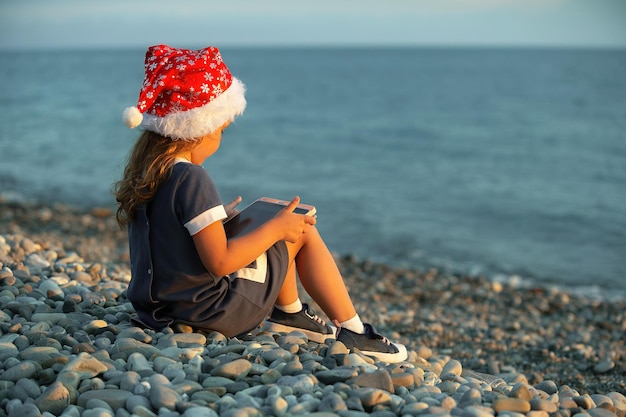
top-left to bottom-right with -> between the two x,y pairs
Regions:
1,200 -> 624,415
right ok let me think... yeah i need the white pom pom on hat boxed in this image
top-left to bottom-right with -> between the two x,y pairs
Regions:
122,106 -> 143,129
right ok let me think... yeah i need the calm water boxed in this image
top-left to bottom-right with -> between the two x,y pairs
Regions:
1,47 -> 625,299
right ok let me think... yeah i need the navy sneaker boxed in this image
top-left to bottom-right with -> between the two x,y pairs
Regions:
264,303 -> 336,343
337,323 -> 407,363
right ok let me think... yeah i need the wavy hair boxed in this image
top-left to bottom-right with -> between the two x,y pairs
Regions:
114,130 -> 198,228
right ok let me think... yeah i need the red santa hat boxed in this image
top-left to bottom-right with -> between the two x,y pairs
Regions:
123,44 -> 246,140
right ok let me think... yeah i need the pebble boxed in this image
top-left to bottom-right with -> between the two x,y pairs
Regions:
1,205 -> 625,416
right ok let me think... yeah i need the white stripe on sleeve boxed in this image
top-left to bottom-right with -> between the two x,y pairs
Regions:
184,205 -> 228,235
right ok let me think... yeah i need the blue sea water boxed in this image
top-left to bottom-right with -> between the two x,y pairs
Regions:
1,47 -> 625,299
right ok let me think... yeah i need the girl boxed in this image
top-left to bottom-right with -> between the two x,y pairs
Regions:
115,44 -> 406,363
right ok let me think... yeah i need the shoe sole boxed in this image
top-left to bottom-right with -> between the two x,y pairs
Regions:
357,343 -> 408,363
263,321 -> 337,343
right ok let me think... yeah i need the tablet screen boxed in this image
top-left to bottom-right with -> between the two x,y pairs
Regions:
224,200 -> 311,239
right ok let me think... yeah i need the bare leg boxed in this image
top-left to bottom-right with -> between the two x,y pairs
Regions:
275,256 -> 298,306
277,225 -> 357,323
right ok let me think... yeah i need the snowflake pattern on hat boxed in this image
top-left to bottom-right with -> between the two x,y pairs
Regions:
123,44 -> 246,140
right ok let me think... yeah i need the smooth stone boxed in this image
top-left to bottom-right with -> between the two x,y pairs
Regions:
248,362 -> 269,376
70,271 -> 94,284
459,388 -> 483,407
0,342 -> 20,362
78,389 -> 133,409
220,407 -> 262,417
127,352 -> 153,372
37,279 -> 62,299
190,390 -> 221,404
574,395 -> 596,409
401,402 -> 430,415
441,359 -> 463,376
498,412 -> 526,417
0,361 -> 38,381
591,395 -> 614,408
84,397 -> 114,410
438,380 -> 460,395
216,395 -> 239,414
560,398 -> 580,409
463,407 -> 496,417
58,405 -> 83,417
18,346 -> 59,363
181,406 -> 219,417
126,394 -> 152,413
111,338 -> 161,359
27,253 -> 50,267
559,386 -> 581,398
352,369 -> 394,393
593,360 -> 615,374
233,391 -> 263,409
493,398 -> 531,413
327,340 -> 350,356
210,358 -> 252,380
153,356 -> 179,373
607,392 -> 626,404
277,332 -> 308,345
261,348 -> 292,363
509,383 -> 533,400
149,374 -> 181,409
269,395 -> 289,416
161,332 -> 207,346
276,374 -> 316,395
6,402 -> 43,417
355,387 -> 393,411
440,396 -> 457,411
208,344 -> 247,358
288,398 -> 321,414
316,368 -> 358,384
527,411 -> 550,417
390,370 -> 415,388
535,380 -> 558,395
202,376 -> 237,389
260,368 -> 282,384
62,352 -> 109,378
82,407 -> 114,417
530,398 -> 559,413
117,327 -> 153,343
318,392 -> 348,412
160,346 -> 205,362
35,380 -> 71,416
11,378 -> 41,401
281,358 -> 303,375
588,409 -> 620,417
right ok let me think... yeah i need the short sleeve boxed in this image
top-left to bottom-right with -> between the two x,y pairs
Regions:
173,164 -> 227,235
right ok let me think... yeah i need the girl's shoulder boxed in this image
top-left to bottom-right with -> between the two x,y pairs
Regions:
171,162 -> 215,187
172,161 -> 207,176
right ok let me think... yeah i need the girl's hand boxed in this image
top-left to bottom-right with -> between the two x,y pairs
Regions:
224,196 -> 243,219
273,196 -> 316,243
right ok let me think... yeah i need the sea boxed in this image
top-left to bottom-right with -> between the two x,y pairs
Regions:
1,47 -> 625,300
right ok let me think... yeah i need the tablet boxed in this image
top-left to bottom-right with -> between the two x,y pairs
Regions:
224,197 -> 316,239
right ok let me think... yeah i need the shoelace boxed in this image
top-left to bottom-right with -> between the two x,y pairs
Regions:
375,332 -> 392,345
368,325 -> 392,345
304,308 -> 326,325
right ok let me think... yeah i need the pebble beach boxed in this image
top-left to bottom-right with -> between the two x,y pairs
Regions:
0,200 -> 624,417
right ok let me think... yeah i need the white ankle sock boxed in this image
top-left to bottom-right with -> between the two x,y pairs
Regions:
340,314 -> 365,334
275,299 -> 303,314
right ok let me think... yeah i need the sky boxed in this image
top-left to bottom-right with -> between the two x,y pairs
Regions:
1,0 -> 626,50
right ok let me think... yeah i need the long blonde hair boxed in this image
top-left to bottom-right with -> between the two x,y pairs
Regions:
114,130 -> 197,228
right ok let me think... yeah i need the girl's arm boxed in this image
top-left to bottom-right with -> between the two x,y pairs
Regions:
192,197 -> 315,277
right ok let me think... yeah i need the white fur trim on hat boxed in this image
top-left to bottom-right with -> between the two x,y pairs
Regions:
139,77 -> 246,140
